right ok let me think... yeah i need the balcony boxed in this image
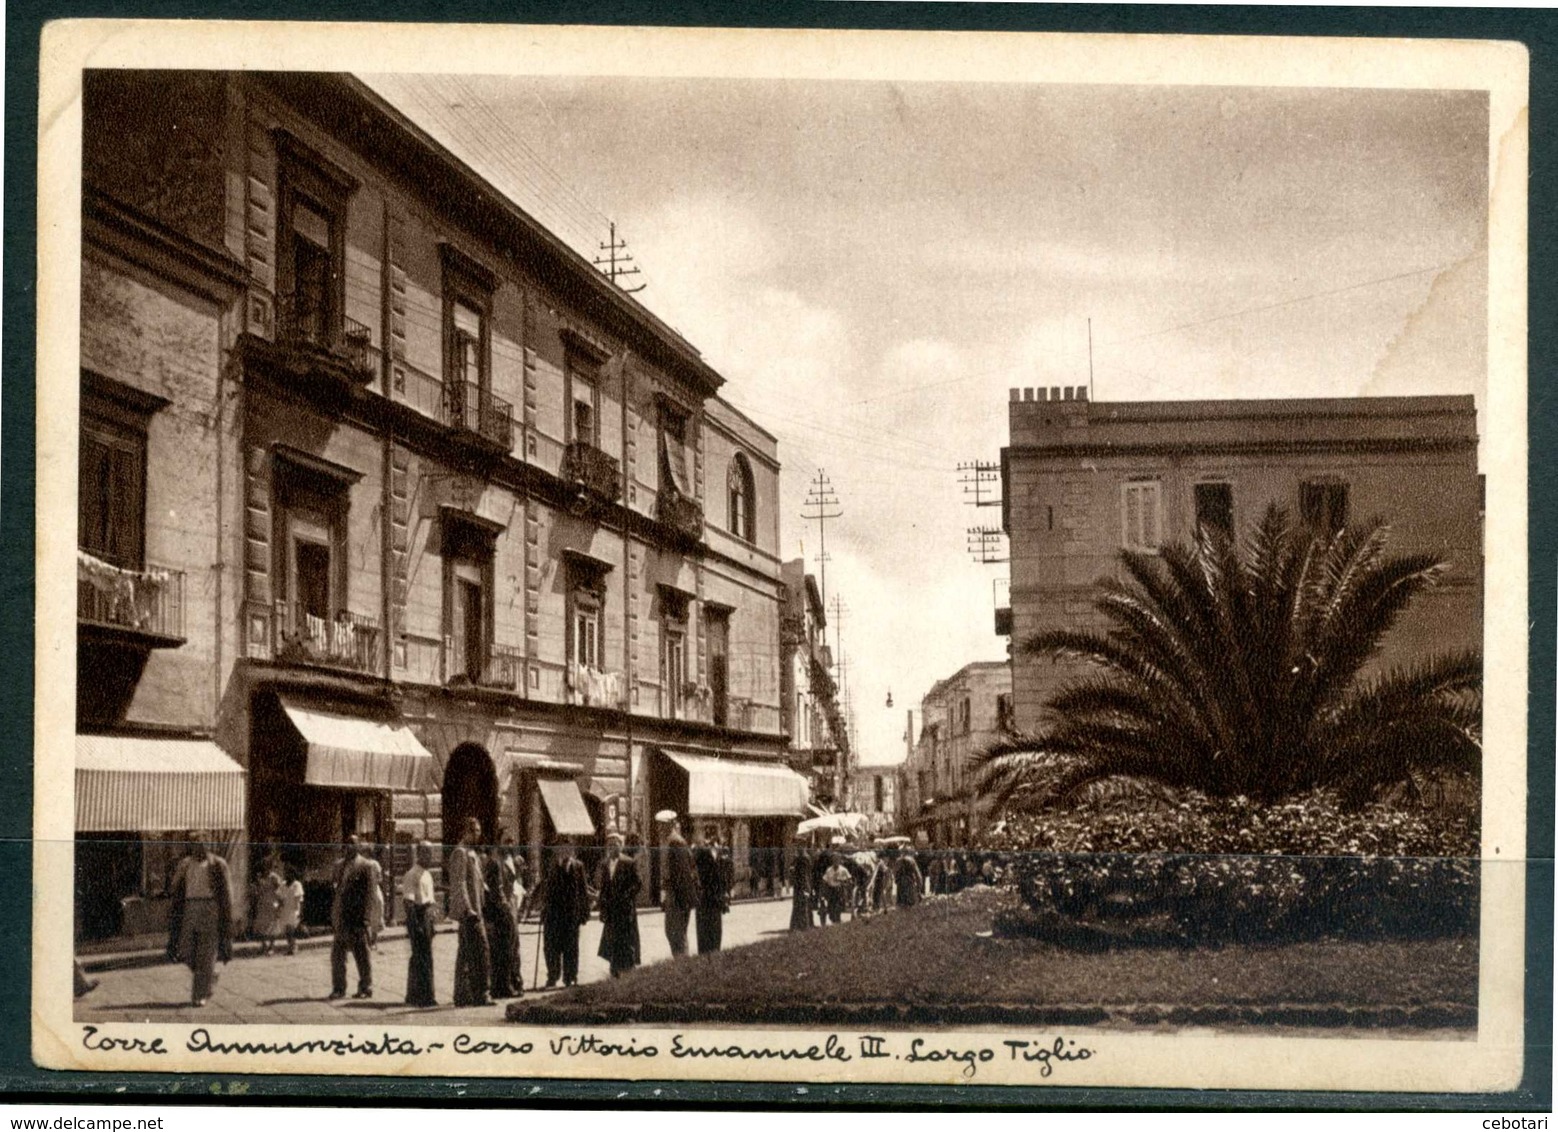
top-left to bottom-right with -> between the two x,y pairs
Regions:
656,489 -> 704,540
566,662 -> 625,709
561,441 -> 623,503
447,639 -> 524,691
272,294 -> 377,386
77,553 -> 186,646
275,603 -> 380,673
444,381 -> 514,451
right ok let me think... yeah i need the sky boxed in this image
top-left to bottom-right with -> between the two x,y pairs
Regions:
364,74 -> 1489,768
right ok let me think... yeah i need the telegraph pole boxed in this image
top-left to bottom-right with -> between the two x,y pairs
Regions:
802,470 -> 842,619
593,222 -> 646,293
956,460 -> 1002,509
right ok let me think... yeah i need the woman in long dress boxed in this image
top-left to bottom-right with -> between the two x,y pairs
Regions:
485,844 -> 523,999
595,834 -> 641,977
788,845 -> 813,931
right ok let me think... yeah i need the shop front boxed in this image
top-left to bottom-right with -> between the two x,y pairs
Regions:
74,733 -> 246,941
248,691 -> 434,926
647,746 -> 808,899
511,756 -> 600,889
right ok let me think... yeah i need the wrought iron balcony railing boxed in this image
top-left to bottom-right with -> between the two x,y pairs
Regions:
77,553 -> 186,644
276,603 -> 380,673
443,380 -> 514,450
561,441 -> 623,502
656,489 -> 704,540
447,636 -> 524,691
272,294 -> 377,384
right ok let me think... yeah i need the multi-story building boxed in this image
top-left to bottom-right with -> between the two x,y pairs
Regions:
778,560 -> 849,806
900,661 -> 1012,846
999,386 -> 1483,733
849,766 -> 897,834
75,69 -> 804,939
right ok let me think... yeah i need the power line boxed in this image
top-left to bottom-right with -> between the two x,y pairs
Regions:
593,221 -> 646,294
801,470 -> 842,625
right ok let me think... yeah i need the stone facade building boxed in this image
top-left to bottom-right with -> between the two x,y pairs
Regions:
778,560 -> 848,806
75,70 -> 802,939
1000,386 -> 1483,733
900,661 -> 1012,847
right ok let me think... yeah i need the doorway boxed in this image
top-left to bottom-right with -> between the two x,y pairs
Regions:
441,743 -> 498,847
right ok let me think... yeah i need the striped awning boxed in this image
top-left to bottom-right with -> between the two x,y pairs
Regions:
76,735 -> 246,833
279,697 -> 434,791
661,749 -> 809,818
536,776 -> 595,838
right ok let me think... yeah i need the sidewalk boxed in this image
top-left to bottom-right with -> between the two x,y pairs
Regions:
79,892 -> 793,973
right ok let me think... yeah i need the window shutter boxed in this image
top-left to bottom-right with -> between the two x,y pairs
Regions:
108,439 -> 144,568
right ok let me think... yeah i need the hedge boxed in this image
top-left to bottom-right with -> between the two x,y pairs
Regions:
988,791 -> 1478,944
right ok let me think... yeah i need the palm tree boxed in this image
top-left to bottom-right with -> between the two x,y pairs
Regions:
977,505 -> 1481,810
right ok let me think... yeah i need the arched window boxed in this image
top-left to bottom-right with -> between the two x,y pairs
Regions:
727,454 -> 755,542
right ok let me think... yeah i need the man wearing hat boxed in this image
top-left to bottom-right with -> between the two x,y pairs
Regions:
657,811 -> 699,957
540,837 -> 591,988
596,831 -> 641,977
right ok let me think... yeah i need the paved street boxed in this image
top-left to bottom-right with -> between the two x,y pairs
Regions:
77,898 -> 794,1027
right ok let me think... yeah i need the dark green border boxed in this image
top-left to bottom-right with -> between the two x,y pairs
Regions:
2,1 -> 1552,1110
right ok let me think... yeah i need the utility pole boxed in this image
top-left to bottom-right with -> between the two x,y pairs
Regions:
956,460 -> 1002,508
593,221 -> 645,293
802,470 -> 842,622
966,526 -> 1009,564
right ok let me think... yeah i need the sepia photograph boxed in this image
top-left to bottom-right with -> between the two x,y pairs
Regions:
33,21 -> 1528,1091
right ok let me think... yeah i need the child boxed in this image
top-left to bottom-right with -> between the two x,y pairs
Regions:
277,866 -> 304,956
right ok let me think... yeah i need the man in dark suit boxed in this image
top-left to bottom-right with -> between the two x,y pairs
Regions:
693,825 -> 731,954
329,835 -> 375,1000
659,815 -> 699,957
595,832 -> 641,978
541,838 -> 591,987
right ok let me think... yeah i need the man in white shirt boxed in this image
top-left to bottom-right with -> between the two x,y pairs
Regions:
402,841 -> 437,1007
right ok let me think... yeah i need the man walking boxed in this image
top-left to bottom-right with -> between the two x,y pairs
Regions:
329,835 -> 375,1000
448,817 -> 491,1007
692,825 -> 730,954
659,813 -> 698,957
165,832 -> 233,1007
541,838 -> 591,987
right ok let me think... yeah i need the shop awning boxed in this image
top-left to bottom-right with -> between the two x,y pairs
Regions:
76,735 -> 246,833
279,697 -> 434,791
661,750 -> 809,818
536,776 -> 595,838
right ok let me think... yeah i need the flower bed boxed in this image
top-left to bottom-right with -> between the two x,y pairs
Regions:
989,792 -> 1478,945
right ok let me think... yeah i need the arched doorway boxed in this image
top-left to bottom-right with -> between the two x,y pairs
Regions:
441,743 -> 498,847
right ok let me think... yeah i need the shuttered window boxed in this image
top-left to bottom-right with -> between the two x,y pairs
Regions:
1121,480 -> 1162,552
79,414 -> 146,569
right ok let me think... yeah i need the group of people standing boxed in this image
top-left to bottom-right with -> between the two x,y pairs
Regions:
788,844 -> 924,930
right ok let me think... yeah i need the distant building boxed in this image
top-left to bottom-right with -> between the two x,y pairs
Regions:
1000,387 -> 1483,733
849,766 -> 897,833
780,560 -> 850,806
901,661 -> 1012,846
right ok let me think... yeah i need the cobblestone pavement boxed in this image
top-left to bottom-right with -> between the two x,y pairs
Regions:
76,898 -> 795,1027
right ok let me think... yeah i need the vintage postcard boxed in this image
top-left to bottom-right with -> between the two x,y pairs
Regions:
34,21 -> 1529,1092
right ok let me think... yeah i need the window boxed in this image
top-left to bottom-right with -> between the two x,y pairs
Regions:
443,513 -> 496,683
727,454 -> 755,542
1194,482 -> 1234,540
663,627 -> 687,716
79,403 -> 147,570
660,585 -> 691,718
996,693 -> 1014,732
573,599 -> 601,670
440,244 -> 497,432
274,458 -> 351,628
568,354 -> 599,447
659,401 -> 691,496
960,697 -> 972,735
1121,480 -> 1163,552
1301,481 -> 1349,538
706,607 -> 731,726
873,776 -> 885,812
275,130 -> 354,349
563,553 -> 611,675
